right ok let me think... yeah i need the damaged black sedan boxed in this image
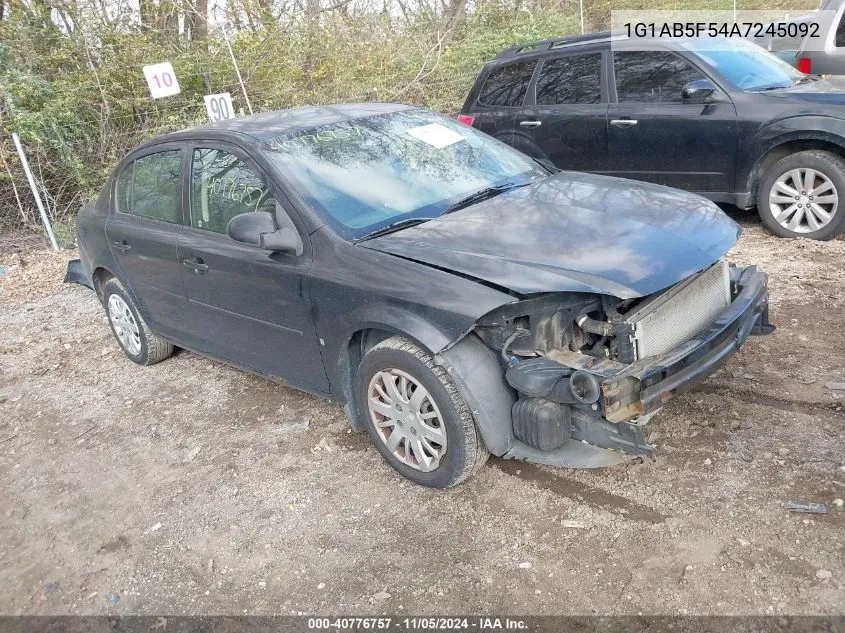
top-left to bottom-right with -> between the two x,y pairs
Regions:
69,104 -> 773,487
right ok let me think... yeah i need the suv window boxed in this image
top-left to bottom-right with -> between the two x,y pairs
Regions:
536,53 -> 602,105
190,148 -> 277,233
131,150 -> 182,223
614,51 -> 705,103
837,12 -> 845,47
478,60 -> 537,107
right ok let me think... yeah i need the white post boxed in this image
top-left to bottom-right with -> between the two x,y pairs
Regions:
220,25 -> 253,115
580,0 -> 585,34
11,133 -> 59,252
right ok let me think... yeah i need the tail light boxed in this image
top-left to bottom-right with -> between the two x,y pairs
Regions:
456,114 -> 475,126
797,57 -> 812,74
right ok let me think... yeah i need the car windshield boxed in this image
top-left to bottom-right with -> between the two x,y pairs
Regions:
263,110 -> 547,241
682,38 -> 805,91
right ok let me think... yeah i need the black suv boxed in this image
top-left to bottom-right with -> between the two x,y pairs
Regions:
459,32 -> 845,240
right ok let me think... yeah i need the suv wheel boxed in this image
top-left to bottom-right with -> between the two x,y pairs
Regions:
102,277 -> 174,365
758,150 -> 845,240
355,336 -> 488,488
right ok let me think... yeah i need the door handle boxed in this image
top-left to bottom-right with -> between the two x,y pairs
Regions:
519,120 -> 542,128
610,119 -> 638,128
182,257 -> 209,273
112,240 -> 131,253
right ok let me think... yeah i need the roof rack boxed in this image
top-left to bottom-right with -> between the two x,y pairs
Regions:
496,31 -> 612,59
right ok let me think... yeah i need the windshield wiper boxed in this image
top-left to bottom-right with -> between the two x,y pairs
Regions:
442,181 -> 532,216
354,217 -> 436,243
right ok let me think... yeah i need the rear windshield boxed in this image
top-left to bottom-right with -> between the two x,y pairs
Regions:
263,110 -> 545,240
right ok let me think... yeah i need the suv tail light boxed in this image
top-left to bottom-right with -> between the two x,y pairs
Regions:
797,57 -> 812,74
456,114 -> 475,127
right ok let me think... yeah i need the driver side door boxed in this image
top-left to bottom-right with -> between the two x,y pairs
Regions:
605,50 -> 738,193
176,142 -> 329,393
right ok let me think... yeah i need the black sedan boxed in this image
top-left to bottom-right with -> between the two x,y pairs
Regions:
69,104 -> 773,487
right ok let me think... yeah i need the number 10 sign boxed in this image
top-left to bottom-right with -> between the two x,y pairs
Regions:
142,62 -> 181,99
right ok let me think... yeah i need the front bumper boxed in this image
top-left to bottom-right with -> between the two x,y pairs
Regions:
602,265 -> 773,423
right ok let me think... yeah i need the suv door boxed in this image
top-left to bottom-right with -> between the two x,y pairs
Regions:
177,143 -> 329,393
104,145 -> 187,339
511,50 -> 610,171
469,59 -> 538,143
606,50 -> 738,192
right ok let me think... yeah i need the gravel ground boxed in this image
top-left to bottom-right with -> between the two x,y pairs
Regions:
1,212 -> 844,616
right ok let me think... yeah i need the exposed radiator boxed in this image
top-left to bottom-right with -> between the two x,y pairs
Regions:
625,261 -> 731,360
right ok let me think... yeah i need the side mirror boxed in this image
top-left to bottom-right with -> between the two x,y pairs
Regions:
227,211 -> 300,255
682,79 -> 718,104
259,227 -> 300,254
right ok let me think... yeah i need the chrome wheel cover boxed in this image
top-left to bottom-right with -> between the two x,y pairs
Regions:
107,294 -> 141,356
367,369 -> 447,472
769,167 -> 838,233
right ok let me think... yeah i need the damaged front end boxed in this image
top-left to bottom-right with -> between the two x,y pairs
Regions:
470,261 -> 774,468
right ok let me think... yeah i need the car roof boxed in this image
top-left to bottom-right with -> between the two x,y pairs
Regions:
496,31 -> 613,59
141,102 -> 416,148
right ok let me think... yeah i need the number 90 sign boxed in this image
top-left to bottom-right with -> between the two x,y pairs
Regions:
143,62 -> 181,99
204,92 -> 235,122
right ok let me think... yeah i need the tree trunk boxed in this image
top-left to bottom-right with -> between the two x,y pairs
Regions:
194,0 -> 208,39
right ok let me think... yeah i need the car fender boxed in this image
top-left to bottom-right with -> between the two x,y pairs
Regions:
508,132 -> 551,160
740,115 -> 845,194
437,333 -> 517,456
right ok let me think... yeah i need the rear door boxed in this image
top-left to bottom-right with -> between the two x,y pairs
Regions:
513,50 -> 610,171
104,145 -> 187,338
605,50 -> 738,193
468,59 -> 538,144
176,143 -> 329,393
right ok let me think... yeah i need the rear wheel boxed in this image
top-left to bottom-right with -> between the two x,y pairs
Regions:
101,278 -> 173,365
355,336 -> 488,488
758,150 -> 845,240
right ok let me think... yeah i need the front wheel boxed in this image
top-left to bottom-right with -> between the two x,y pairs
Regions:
355,336 -> 488,488
758,150 -> 845,240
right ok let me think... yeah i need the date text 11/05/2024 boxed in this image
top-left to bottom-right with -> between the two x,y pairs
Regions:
306,618 -> 529,630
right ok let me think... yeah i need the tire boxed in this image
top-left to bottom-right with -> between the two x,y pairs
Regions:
758,150 -> 845,240
355,336 -> 489,488
101,278 -> 173,365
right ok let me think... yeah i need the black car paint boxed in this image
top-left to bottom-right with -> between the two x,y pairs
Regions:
73,104 -> 768,465
75,105 -> 520,400
461,39 -> 845,208
364,171 -> 740,298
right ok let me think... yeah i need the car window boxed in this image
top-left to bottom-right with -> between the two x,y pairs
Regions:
116,163 -> 133,214
614,51 -> 705,103
190,148 -> 277,234
130,151 -> 182,223
536,54 -> 602,105
478,60 -> 537,107
837,12 -> 845,47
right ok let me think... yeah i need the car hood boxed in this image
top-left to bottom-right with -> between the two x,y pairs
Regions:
361,172 -> 740,299
761,77 -> 845,104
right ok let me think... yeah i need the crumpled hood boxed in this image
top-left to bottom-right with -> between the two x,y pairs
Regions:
362,172 -> 740,298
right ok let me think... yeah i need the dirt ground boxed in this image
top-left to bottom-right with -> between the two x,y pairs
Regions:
1,210 -> 844,616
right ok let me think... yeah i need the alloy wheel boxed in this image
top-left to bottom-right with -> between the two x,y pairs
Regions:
367,368 -> 447,472
769,167 -> 838,233
107,294 -> 141,356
